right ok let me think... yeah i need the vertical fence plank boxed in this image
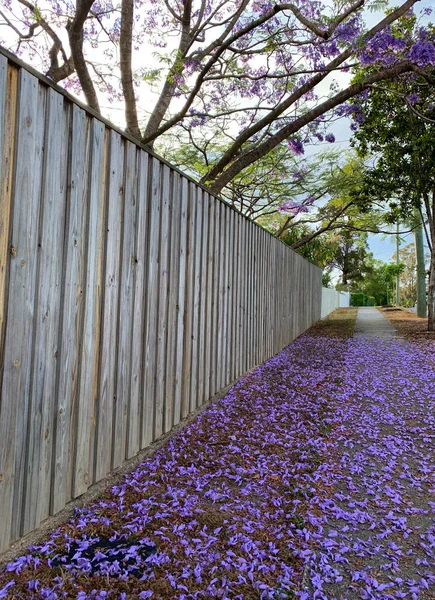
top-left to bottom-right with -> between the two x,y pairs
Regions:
51,104 -> 89,515
87,127 -> 108,488
257,227 -> 263,363
197,189 -> 208,408
0,62 -> 17,371
155,164 -> 171,439
0,71 -> 42,552
250,223 -> 255,367
232,214 -> 240,380
244,220 -> 251,374
238,213 -> 245,377
230,211 -> 239,382
252,225 -> 258,365
164,171 -> 180,433
261,230 -> 267,362
189,186 -> 203,412
181,182 -> 195,418
223,206 -> 229,384
272,238 -> 277,354
142,157 -> 161,446
244,220 -> 249,372
0,55 -> 6,162
173,175 -> 187,425
224,207 -> 232,384
93,130 -> 124,485
267,235 -> 272,359
217,203 -> 226,389
257,229 -> 263,363
78,119 -> 106,492
203,193 -> 213,402
113,141 -> 137,468
253,225 -> 258,363
210,199 -> 221,397
127,151 -> 148,458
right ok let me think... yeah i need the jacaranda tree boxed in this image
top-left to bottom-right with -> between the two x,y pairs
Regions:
1,0 -> 434,195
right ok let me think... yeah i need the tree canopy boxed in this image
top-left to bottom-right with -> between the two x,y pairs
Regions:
1,0 -> 434,195
348,15 -> 435,328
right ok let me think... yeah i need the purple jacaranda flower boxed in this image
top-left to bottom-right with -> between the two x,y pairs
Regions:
288,138 -> 305,155
409,41 -> 435,66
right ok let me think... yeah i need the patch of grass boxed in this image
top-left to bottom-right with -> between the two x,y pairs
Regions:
306,308 -> 358,339
378,306 -> 435,342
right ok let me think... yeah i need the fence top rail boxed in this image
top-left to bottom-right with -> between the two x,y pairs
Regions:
0,43 -> 321,270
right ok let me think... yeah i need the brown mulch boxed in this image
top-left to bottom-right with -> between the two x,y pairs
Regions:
378,306 -> 435,342
307,308 -> 358,339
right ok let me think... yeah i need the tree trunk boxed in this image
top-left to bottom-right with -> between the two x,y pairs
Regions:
67,0 -> 100,114
120,0 -> 140,139
424,188 -> 435,331
428,247 -> 435,331
395,221 -> 400,305
142,0 -> 193,145
414,211 -> 427,318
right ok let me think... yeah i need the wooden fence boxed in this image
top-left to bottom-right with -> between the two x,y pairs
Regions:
0,48 -> 322,553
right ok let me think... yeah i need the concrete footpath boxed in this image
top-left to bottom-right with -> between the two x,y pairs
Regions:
354,306 -> 399,339
303,307 -> 435,599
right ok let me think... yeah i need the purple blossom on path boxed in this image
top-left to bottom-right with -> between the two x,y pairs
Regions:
1,315 -> 435,598
325,133 -> 335,143
0,331 -> 350,598
300,333 -> 435,599
0,581 -> 15,599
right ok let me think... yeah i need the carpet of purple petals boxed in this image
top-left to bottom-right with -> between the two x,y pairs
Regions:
301,337 -> 435,600
0,334 -> 348,599
1,331 -> 435,599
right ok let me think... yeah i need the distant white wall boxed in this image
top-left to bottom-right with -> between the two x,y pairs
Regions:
321,288 -> 339,319
321,289 -> 350,318
339,291 -> 350,307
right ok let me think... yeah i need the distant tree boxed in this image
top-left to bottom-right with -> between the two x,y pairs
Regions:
353,259 -> 405,304
391,242 -> 431,305
329,229 -> 372,287
349,17 -> 435,328
275,224 -> 340,268
392,243 -> 416,305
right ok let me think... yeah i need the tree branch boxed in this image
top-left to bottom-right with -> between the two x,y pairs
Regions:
120,0 -> 140,138
209,60 -> 414,194
142,0 -> 193,143
141,0 -> 325,145
67,0 -> 100,113
16,0 -> 71,80
288,201 -> 354,248
202,0 -> 418,188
